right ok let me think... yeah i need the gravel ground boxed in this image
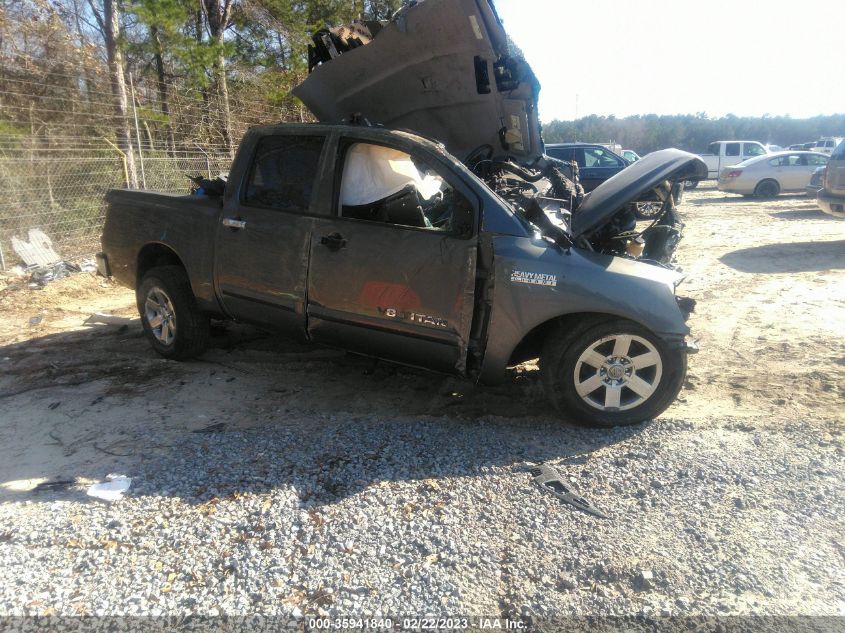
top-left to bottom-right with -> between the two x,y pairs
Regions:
0,185 -> 843,623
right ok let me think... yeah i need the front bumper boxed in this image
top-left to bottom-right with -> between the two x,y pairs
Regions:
95,252 -> 111,277
817,193 -> 845,219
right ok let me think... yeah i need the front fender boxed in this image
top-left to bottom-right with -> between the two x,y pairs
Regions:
478,236 -> 690,384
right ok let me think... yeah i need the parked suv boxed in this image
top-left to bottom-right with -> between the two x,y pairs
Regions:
817,139 -> 845,218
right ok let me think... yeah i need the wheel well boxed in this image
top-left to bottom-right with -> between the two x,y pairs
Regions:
136,243 -> 185,285
507,312 -> 617,365
755,178 -> 780,193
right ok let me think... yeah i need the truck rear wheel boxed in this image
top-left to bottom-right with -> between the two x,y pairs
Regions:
539,318 -> 686,427
137,265 -> 209,360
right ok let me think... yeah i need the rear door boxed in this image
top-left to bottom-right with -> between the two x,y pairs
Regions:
306,137 -> 479,374
721,142 -> 742,173
214,133 -> 327,333
778,153 -> 811,190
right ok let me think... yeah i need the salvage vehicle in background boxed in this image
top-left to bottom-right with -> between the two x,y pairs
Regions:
717,151 -> 828,198
816,139 -> 845,218
545,143 -> 630,192
99,0 -> 707,427
696,140 -> 769,182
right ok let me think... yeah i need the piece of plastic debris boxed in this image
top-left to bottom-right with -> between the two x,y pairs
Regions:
86,475 -> 132,502
29,315 -> 43,326
530,463 -> 609,519
78,259 -> 97,273
84,313 -> 132,326
11,229 -> 61,268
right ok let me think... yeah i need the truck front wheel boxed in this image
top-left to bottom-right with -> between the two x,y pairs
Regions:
540,319 -> 686,427
137,265 -> 209,360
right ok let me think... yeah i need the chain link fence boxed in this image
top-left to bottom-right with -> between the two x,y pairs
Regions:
0,146 -> 233,268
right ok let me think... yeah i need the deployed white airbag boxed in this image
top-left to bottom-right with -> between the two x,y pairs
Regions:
340,143 -> 442,206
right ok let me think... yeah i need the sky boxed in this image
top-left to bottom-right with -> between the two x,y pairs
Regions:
493,0 -> 845,123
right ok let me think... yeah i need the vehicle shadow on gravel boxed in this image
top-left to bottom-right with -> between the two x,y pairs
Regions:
1,320 -> 646,505
719,239 -> 845,273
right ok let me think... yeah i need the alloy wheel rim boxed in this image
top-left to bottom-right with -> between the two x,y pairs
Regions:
144,286 -> 176,346
573,333 -> 662,411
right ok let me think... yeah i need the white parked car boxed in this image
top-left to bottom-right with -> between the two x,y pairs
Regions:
717,151 -> 829,197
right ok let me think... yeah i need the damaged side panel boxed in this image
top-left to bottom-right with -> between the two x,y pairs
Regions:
305,219 -> 478,374
292,0 -> 543,164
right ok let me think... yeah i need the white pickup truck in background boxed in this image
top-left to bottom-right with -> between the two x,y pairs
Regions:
697,141 -> 769,181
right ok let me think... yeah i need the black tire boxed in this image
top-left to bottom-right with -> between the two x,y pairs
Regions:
754,179 -> 780,198
540,318 -> 687,427
137,265 -> 209,360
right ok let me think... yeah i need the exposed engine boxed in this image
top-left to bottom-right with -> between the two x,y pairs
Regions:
468,150 -> 685,268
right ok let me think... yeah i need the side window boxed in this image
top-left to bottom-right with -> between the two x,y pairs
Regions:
807,154 -> 828,166
547,147 -> 574,162
244,135 -> 324,211
769,157 -> 786,167
744,144 -> 766,157
725,143 -> 741,157
337,142 -> 473,235
708,142 -> 720,155
831,142 -> 845,160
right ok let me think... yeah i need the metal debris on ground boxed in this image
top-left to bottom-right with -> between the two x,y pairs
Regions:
530,463 -> 609,519
86,475 -> 132,502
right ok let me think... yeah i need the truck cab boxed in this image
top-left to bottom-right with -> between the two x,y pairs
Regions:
701,141 -> 768,179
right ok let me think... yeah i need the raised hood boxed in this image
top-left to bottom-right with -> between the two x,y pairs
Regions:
292,0 -> 543,165
570,149 -> 708,238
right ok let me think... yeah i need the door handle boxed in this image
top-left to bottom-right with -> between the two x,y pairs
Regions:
320,232 -> 347,251
222,217 -> 246,230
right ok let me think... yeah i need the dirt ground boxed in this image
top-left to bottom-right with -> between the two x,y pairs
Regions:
0,184 -> 843,617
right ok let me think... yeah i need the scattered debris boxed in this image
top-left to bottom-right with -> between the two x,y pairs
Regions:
86,475 -> 132,502
29,315 -> 43,326
530,463 -> 609,519
48,402 -> 61,410
83,313 -> 133,327
11,229 -> 61,269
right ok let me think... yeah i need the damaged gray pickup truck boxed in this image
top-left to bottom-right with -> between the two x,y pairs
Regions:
98,0 -> 706,427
